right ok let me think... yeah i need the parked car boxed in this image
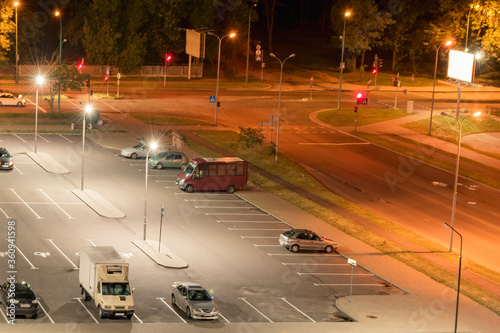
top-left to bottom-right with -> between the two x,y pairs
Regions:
149,151 -> 188,170
0,281 -> 39,319
0,92 -> 25,106
120,142 -> 168,159
170,282 -> 219,320
0,147 -> 14,170
279,229 -> 337,253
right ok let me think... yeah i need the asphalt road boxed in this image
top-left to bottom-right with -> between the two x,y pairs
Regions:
0,134 -> 404,327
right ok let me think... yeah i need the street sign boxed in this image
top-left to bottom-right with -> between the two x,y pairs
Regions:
256,48 -> 262,61
106,67 -> 110,75
348,258 -> 357,266
310,76 -> 314,83
117,73 -> 121,80
209,96 -> 216,103
340,62 -> 345,69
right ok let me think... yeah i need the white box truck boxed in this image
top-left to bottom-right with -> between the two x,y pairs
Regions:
79,246 -> 135,319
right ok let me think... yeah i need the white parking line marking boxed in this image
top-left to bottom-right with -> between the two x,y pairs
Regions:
13,134 -> 26,142
238,297 -> 273,323
241,236 -> 277,239
0,304 -> 9,323
99,100 -> 123,113
185,199 -> 241,202
297,272 -> 372,276
219,313 -> 230,323
196,206 -> 255,209
59,134 -> 74,143
14,245 -> 38,269
0,207 -> 11,218
14,165 -> 25,175
47,239 -> 79,269
253,244 -> 281,247
86,239 -> 97,247
133,313 -> 143,323
157,297 -> 187,323
267,253 -> 341,256
38,299 -> 55,323
9,188 -> 43,219
314,283 -> 383,286
37,135 -> 50,143
282,263 -> 350,266
38,189 -> 74,219
74,298 -> 99,323
298,142 -> 370,146
279,298 -> 315,322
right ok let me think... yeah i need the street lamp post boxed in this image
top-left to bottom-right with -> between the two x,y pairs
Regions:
14,2 -> 19,85
34,76 -> 45,154
441,111 -> 480,251
81,104 -> 92,191
269,53 -> 295,162
55,11 -> 62,114
444,222 -> 463,333
208,32 -> 236,126
337,11 -> 350,110
245,3 -> 257,86
143,142 -> 158,241
429,40 -> 452,136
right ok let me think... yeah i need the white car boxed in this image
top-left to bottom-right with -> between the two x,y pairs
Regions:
0,93 -> 25,106
171,282 -> 219,320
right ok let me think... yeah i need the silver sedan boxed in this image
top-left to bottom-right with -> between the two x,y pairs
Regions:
170,282 -> 219,320
279,229 -> 338,253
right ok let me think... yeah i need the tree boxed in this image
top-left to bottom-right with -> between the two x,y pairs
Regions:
46,64 -> 85,113
263,0 -> 280,53
331,0 -> 393,77
0,2 -> 15,63
238,126 -> 264,149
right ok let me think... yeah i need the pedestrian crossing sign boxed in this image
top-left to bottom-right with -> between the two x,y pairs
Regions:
209,96 -> 216,103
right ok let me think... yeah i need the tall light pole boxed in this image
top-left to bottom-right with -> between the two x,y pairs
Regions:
143,141 -> 158,241
465,4 -> 479,52
429,40 -> 452,136
34,75 -> 45,154
444,222 -> 463,333
245,3 -> 257,86
441,111 -> 480,251
337,11 -> 350,110
14,2 -> 19,84
270,53 -> 295,162
55,11 -> 62,114
81,104 -> 92,191
208,32 -> 236,126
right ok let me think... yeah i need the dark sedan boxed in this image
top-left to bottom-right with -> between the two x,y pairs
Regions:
1,281 -> 39,319
0,147 -> 13,170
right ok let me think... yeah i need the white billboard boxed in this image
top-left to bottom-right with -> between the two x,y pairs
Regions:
447,50 -> 475,83
186,30 -> 201,58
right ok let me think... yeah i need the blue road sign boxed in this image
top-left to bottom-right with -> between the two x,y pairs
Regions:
209,96 -> 216,103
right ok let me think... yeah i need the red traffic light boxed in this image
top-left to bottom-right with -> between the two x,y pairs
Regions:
372,68 -> 377,75
356,92 -> 363,99
356,91 -> 366,105
104,76 -> 109,82
77,63 -> 83,70
166,54 -> 173,62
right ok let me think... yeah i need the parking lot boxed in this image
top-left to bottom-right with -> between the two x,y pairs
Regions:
0,133 -> 405,326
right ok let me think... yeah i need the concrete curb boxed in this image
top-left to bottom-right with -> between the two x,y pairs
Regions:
26,152 -> 69,174
71,189 -> 125,219
131,239 -> 188,269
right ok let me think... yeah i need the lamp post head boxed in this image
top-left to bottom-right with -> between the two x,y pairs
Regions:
229,33 -> 236,38
84,104 -> 92,113
445,40 -> 453,46
252,3 -> 257,8
36,75 -> 44,85
289,54 -> 296,58
149,141 -> 158,150
14,2 -> 19,7
345,11 -> 351,17
473,111 -> 481,117
55,11 -> 60,17
270,53 -> 276,58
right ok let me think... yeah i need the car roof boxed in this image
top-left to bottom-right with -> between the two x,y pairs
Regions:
176,281 -> 204,289
292,229 -> 314,233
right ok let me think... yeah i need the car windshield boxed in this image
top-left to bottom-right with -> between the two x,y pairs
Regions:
188,289 -> 212,301
102,283 -> 131,296
132,143 -> 146,149
183,161 -> 196,177
283,230 -> 296,237
15,291 -> 36,300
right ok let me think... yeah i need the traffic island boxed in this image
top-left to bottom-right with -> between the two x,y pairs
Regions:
132,239 -> 188,269
27,152 -> 69,174
71,189 -> 126,219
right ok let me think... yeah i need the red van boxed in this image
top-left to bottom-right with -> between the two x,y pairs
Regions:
176,157 -> 247,193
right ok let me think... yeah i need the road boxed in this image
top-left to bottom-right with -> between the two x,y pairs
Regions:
0,133 -> 404,328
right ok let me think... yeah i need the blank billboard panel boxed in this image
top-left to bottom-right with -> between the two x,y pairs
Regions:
447,50 -> 475,83
186,30 -> 201,58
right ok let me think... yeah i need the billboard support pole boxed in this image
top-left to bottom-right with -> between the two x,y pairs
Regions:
188,54 -> 192,80
456,87 -> 461,120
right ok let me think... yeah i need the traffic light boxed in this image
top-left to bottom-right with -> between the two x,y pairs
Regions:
166,54 -> 173,63
372,68 -> 377,75
356,91 -> 364,104
379,59 -> 383,68
392,77 -> 399,87
77,63 -> 83,70
85,79 -> 90,88
354,106 -> 358,113
104,76 -> 109,82
217,101 -> 221,107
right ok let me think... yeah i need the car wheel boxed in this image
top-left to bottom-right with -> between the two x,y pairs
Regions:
324,245 -> 334,253
31,313 -> 38,319
131,153 -> 138,159
186,307 -> 191,318
98,306 -> 105,319
156,163 -> 163,170
17,102 -> 23,106
180,163 -> 187,171
82,289 -> 90,301
227,185 -> 236,194
171,294 -> 176,306
291,244 -> 300,253
186,184 -> 194,193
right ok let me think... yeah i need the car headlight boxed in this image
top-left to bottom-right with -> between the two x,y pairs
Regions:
103,305 -> 111,310
32,299 -> 38,304
127,306 -> 134,310
8,161 -> 13,166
